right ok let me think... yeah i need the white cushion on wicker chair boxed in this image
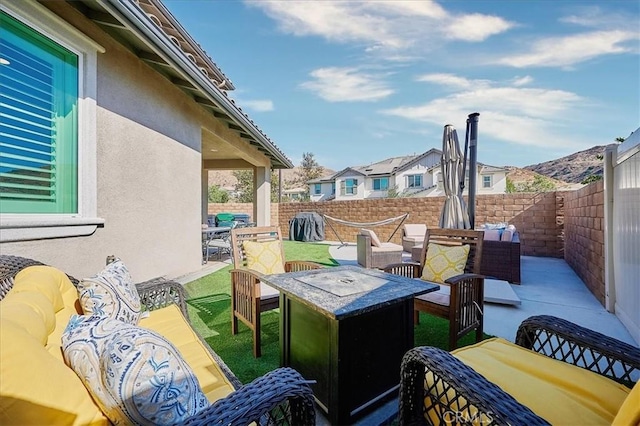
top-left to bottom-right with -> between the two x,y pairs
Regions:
359,229 -> 382,247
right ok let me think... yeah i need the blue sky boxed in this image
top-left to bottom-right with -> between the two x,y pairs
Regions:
164,0 -> 639,171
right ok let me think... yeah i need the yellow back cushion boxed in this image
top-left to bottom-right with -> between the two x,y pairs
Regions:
453,338 -> 631,425
0,320 -> 108,426
421,243 -> 470,283
612,380 -> 640,425
0,292 -> 54,345
243,240 -> 286,274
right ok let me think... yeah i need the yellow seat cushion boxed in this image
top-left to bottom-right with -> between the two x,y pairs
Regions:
612,380 -> 640,425
139,304 -> 236,403
452,338 -> 631,425
421,243 -> 469,283
242,240 -> 286,274
0,320 -> 108,426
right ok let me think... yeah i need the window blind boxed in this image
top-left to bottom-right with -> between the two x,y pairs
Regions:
0,11 -> 78,214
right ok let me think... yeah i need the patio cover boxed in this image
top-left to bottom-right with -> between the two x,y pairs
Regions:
439,125 -> 471,229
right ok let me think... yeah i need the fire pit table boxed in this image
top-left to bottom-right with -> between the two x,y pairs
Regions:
261,265 -> 439,424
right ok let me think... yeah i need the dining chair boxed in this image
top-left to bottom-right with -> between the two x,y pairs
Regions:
383,228 -> 485,349
229,226 -> 321,357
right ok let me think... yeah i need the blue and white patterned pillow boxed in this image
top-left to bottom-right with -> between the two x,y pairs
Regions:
62,315 -> 208,425
77,259 -> 142,324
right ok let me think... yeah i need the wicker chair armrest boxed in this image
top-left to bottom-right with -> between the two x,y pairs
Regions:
516,315 -> 640,386
135,278 -> 190,320
444,273 -> 485,285
183,367 -> 315,426
400,346 -> 549,426
284,261 -> 323,272
382,262 -> 421,278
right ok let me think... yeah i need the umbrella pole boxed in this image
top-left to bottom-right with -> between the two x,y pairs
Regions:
467,112 -> 480,229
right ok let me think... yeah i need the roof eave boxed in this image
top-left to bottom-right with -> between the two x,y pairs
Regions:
95,0 -> 293,168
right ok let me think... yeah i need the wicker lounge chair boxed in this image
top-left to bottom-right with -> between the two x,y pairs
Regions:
0,255 -> 316,426
399,315 -> 640,425
357,229 -> 403,269
230,226 -> 321,358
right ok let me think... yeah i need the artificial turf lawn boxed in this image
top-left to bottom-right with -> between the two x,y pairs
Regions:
184,240 -> 490,384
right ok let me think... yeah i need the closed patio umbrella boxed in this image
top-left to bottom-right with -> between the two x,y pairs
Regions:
439,125 -> 470,229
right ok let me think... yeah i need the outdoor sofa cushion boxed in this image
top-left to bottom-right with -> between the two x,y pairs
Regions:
613,380 -> 640,425
451,338 -> 632,425
403,224 -> 427,239
62,315 -> 209,425
0,265 -> 235,425
359,228 -> 382,247
76,259 -> 142,324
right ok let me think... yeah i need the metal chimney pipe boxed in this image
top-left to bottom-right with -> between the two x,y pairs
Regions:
467,112 -> 480,229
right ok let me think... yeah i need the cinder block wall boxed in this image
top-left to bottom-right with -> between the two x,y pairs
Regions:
210,188 -> 607,306
563,181 -> 605,304
278,193 -> 564,258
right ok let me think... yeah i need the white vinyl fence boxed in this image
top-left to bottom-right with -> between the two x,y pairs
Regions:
604,127 -> 640,345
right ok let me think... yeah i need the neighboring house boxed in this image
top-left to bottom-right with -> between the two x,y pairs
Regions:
1,0 -> 292,280
283,187 -> 307,201
308,149 -> 508,200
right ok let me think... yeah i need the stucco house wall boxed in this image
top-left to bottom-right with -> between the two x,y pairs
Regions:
1,1 -> 269,281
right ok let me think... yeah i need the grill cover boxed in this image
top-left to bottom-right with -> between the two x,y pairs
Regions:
289,212 -> 325,242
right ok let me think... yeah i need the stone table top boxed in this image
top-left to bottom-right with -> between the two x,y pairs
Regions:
261,265 -> 439,320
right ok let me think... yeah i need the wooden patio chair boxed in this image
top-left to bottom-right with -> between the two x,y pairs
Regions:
383,228 -> 484,350
230,226 -> 321,358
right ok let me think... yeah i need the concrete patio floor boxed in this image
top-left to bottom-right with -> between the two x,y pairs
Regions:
327,241 -> 637,346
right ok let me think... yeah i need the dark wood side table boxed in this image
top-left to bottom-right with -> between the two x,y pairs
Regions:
261,265 -> 439,424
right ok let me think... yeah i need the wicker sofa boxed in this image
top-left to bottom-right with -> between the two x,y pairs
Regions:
480,232 -> 521,284
400,315 -> 640,425
0,255 -> 315,426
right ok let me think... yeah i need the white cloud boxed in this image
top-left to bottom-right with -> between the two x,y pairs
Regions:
300,67 -> 394,102
416,73 -> 492,90
497,30 -> 637,68
511,76 -> 533,86
559,6 -> 636,30
246,0 -> 514,54
239,100 -> 274,112
445,14 -> 515,42
381,75 -> 585,149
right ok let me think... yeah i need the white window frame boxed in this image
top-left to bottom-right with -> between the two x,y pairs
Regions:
372,177 -> 389,191
341,178 -> 358,195
482,175 -> 492,188
0,1 -> 105,242
407,174 -> 423,188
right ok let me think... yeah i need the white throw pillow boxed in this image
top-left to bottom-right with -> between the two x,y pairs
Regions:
77,259 -> 142,324
62,315 -> 208,425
